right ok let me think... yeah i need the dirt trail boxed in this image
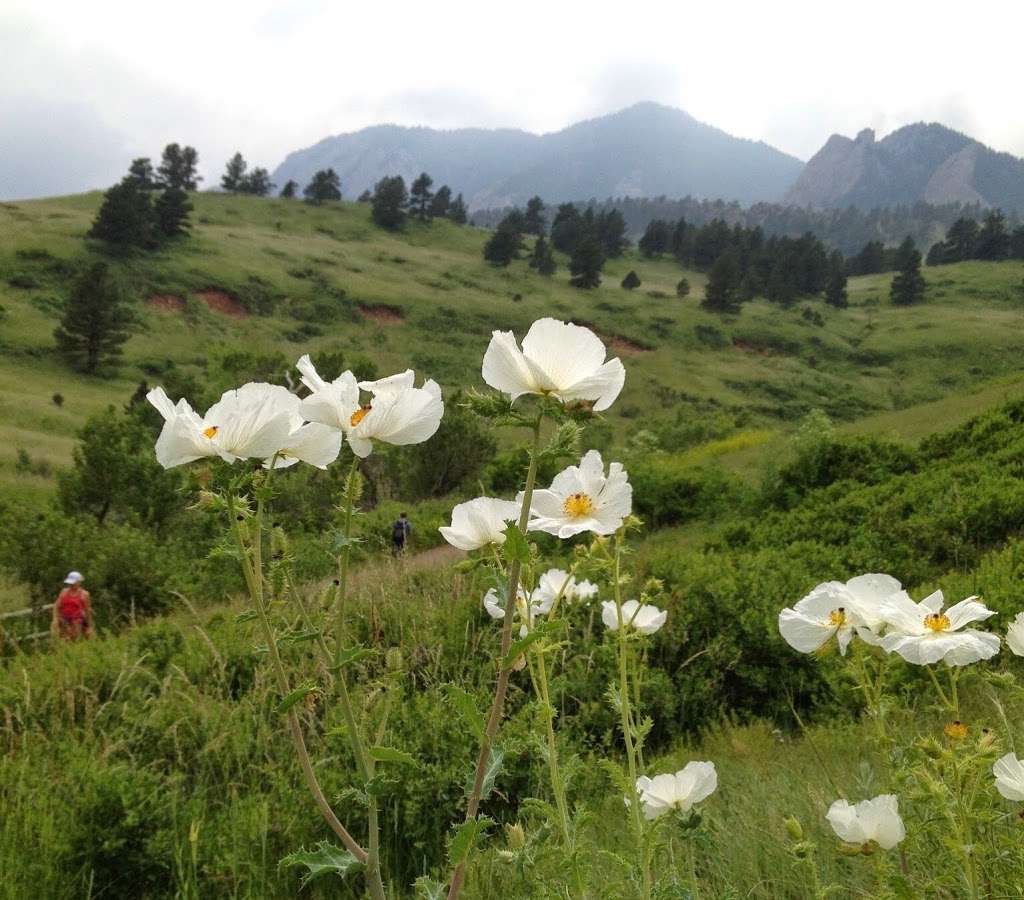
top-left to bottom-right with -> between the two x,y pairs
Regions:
346,544 -> 465,592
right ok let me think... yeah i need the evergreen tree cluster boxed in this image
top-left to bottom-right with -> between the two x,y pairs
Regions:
891,236 -> 927,306
674,219 -> 833,308
550,204 -> 628,259
90,144 -> 198,249
221,152 -> 276,196
303,169 -> 342,204
54,262 -> 134,374
366,172 -> 467,230
927,210 -> 1024,265
472,196 -> 1019,257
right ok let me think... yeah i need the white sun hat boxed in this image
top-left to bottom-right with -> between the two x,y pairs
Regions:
64,571 -> 83,585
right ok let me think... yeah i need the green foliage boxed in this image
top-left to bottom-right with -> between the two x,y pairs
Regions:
448,193 -> 468,225
279,179 -> 298,198
154,186 -> 193,239
303,168 -> 342,204
280,842 -> 363,886
410,172 -> 435,221
890,237 -> 926,306
621,270 -> 641,291
89,178 -> 157,249
675,277 -> 690,298
568,232 -> 604,289
157,143 -> 200,191
701,248 -> 742,313
527,235 -> 556,276
483,221 -> 523,267
221,152 -> 248,192
371,175 -> 408,230
54,261 -> 133,374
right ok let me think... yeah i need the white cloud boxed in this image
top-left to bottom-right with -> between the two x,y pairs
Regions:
2,0 -> 1023,198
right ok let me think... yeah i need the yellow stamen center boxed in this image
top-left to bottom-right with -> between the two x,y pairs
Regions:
828,607 -> 846,627
924,612 -> 951,632
563,492 -> 594,519
944,720 -> 968,740
350,405 -> 371,427
203,425 -> 218,439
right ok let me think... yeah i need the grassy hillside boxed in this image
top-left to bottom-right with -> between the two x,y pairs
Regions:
3,192 -> 1024,504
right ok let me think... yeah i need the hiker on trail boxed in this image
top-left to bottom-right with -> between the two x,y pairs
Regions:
51,571 -> 93,641
391,512 -> 412,555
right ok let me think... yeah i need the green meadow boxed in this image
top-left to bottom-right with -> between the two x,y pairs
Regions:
4,191 -> 1024,898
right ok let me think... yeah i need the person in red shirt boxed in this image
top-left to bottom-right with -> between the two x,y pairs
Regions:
51,571 -> 94,641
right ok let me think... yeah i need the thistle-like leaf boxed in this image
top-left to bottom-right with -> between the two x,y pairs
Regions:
279,842 -> 363,887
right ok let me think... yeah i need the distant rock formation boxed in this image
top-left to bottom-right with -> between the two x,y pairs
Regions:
786,123 -> 1024,212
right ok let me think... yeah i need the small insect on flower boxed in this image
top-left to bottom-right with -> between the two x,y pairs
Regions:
826,795 -> 906,851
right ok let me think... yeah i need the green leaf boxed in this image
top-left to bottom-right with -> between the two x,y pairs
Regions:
334,645 -> 373,669
279,842 -> 363,887
235,609 -> 258,624
368,745 -> 418,767
501,524 -> 530,565
501,622 -> 554,670
464,745 -> 504,801
413,876 -> 447,900
444,685 -> 485,740
448,816 -> 495,866
277,682 -> 318,715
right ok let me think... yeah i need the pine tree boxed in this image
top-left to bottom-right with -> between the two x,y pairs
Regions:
824,251 -> 848,308
672,218 -> 694,265
221,152 -> 247,192
54,262 -> 133,374
154,187 -> 192,239
676,277 -> 691,298
945,217 -> 980,262
241,167 -> 274,196
127,158 -> 157,190
429,185 -> 452,219
1011,226 -> 1024,261
850,240 -> 885,275
597,208 -> 628,257
528,235 -> 556,276
621,270 -> 641,290
280,180 -> 298,198
371,176 -> 408,230
638,219 -> 671,257
550,203 -> 582,253
893,235 -> 919,272
976,210 -> 1011,261
357,189 -> 372,203
89,178 -> 156,249
890,239 -> 926,306
524,196 -> 546,236
448,193 -> 468,225
568,232 -> 604,289
409,172 -> 434,221
483,225 -> 522,266
303,169 -> 342,204
702,249 -> 743,313
157,143 -> 201,190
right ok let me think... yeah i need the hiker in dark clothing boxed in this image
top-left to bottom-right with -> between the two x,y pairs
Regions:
392,512 -> 411,555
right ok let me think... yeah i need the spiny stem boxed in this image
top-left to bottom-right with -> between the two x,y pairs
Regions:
229,487 -> 367,866
447,416 -> 543,900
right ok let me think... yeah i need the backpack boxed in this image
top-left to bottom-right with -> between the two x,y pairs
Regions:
392,519 -> 407,542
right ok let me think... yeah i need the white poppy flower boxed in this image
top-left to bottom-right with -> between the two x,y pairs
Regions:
482,586 -> 547,637
826,795 -> 906,850
269,423 -> 343,470
1006,612 -> 1024,656
879,590 -> 1000,666
602,599 -> 667,635
482,318 -> 625,411
778,573 -> 904,656
148,383 -> 299,468
635,762 -> 717,820
533,568 -> 598,607
523,450 -> 631,538
439,497 -> 521,551
297,356 -> 444,458
993,753 -> 1024,801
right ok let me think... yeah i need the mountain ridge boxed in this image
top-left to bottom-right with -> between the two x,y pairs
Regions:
271,102 -> 805,209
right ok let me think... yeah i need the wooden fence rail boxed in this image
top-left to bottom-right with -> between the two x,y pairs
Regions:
0,604 -> 54,646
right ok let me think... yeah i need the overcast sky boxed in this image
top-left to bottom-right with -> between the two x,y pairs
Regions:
3,0 -> 1023,200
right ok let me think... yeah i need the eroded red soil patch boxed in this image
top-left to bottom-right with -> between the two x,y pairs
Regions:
732,339 -> 772,356
358,303 -> 404,323
606,335 -> 649,356
148,294 -> 185,313
196,290 -> 248,318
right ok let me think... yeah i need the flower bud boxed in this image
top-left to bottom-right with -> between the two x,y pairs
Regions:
505,822 -> 526,850
784,816 -> 804,841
